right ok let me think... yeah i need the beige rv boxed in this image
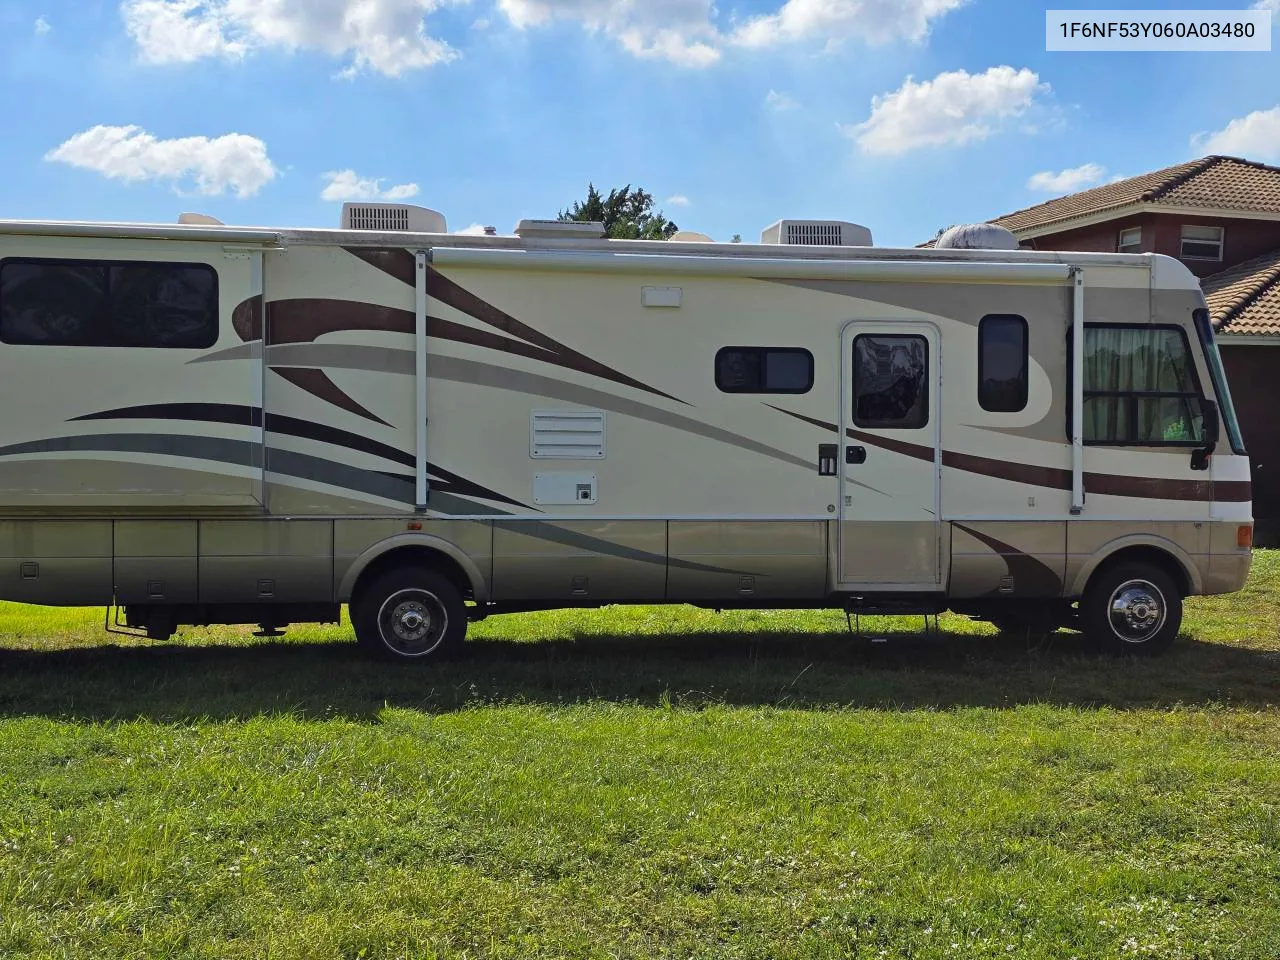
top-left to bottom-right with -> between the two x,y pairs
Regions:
0,207 -> 1253,659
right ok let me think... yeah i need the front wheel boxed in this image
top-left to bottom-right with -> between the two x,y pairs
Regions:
352,566 -> 467,661
1080,562 -> 1182,657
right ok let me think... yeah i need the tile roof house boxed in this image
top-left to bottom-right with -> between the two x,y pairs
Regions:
922,155 -> 1280,540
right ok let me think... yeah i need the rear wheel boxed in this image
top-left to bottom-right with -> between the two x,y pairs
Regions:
1080,562 -> 1181,657
352,566 -> 467,661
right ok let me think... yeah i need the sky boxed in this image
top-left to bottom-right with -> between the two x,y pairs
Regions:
1,0 -> 1279,248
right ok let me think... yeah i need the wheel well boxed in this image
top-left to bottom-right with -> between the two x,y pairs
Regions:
350,546 -> 475,608
1087,545 -> 1191,598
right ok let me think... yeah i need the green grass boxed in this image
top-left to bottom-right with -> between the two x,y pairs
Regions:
0,555 -> 1278,958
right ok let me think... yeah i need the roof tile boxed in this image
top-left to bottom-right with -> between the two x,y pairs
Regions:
1204,247 -> 1280,337
920,156 -> 1280,244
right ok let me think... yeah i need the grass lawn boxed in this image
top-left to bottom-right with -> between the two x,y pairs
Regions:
0,554 -> 1277,959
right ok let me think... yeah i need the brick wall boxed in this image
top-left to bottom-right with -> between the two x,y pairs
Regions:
1221,343 -> 1278,543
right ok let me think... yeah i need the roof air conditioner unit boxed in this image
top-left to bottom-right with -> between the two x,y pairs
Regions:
760,219 -> 873,247
514,219 -> 606,240
341,202 -> 447,233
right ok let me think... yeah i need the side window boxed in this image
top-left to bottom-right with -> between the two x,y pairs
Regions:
852,334 -> 928,429
715,347 -> 813,394
978,314 -> 1028,413
0,258 -> 218,348
1082,325 -> 1206,445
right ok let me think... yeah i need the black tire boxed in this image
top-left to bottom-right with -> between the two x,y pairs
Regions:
352,566 -> 467,661
1080,562 -> 1181,657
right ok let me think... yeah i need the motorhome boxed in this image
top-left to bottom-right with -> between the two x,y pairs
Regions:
0,206 -> 1253,660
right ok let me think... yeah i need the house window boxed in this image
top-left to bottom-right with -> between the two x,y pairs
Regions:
0,258 -> 219,348
1117,227 -> 1142,253
853,334 -> 929,429
1080,324 -> 1208,446
1180,225 -> 1224,261
715,347 -> 813,393
978,314 -> 1028,413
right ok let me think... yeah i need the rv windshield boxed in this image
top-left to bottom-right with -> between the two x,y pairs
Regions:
1193,308 -> 1247,455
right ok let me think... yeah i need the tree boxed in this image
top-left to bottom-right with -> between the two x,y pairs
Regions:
731,234 -> 742,243
558,183 -> 678,240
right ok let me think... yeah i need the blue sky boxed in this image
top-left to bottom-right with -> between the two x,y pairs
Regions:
1,0 -> 1278,247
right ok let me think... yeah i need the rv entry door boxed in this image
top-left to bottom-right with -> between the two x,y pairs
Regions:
838,321 -> 942,589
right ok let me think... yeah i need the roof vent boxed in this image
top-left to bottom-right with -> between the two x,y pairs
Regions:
341,202 -> 447,233
761,219 -> 873,247
514,219 -> 606,240
934,223 -> 1019,250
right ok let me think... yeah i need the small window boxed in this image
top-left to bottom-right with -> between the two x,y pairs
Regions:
853,334 -> 928,429
715,347 -> 813,394
1180,225 -> 1223,261
0,258 -> 218,348
1117,227 -> 1142,254
1080,324 -> 1208,446
978,314 -> 1028,413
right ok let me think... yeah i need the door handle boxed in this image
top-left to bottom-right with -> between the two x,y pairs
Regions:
846,445 -> 867,465
818,443 -> 838,476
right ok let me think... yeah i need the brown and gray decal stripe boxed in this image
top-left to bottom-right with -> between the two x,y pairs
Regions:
0,434 -> 432,507
507,521 -> 760,577
70,403 -> 531,510
344,247 -> 687,404
766,405 -> 1250,503
195,342 -> 818,473
952,523 -> 1063,597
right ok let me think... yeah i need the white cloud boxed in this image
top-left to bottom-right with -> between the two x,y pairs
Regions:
498,0 -> 720,66
845,66 -> 1048,156
34,16 -> 52,34
494,0 -> 963,65
120,0 -> 967,71
666,194 -> 690,207
765,89 -> 798,111
119,0 -> 462,77
1192,106 -> 1280,163
320,169 -> 420,201
1252,0 -> 1278,15
455,222 -> 492,235
733,0 -> 965,48
45,124 -> 276,197
1026,162 -> 1106,193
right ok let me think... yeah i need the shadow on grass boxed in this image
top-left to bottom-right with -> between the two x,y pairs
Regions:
0,622 -> 1277,722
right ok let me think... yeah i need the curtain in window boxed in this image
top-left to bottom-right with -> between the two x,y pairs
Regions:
1083,327 -> 1202,444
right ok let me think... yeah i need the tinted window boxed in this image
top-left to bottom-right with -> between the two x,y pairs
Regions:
0,258 -> 218,348
716,347 -> 813,393
1081,325 -> 1206,445
853,334 -> 928,429
978,314 -> 1028,413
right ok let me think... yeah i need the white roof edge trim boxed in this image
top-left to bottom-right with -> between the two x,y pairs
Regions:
1150,253 -> 1205,293
430,247 -> 1075,283
0,219 -> 282,245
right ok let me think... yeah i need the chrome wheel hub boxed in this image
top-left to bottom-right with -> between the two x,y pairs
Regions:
377,588 -> 448,656
393,602 -> 430,641
1107,579 -> 1166,643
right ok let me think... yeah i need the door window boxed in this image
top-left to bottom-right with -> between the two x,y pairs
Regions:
852,334 -> 929,429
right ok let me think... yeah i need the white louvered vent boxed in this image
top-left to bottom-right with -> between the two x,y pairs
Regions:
349,205 -> 410,230
340,202 -> 447,233
531,410 -> 606,459
787,223 -> 843,245
760,219 -> 873,246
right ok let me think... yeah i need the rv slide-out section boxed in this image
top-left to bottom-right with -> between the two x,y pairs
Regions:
0,221 -> 1253,659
